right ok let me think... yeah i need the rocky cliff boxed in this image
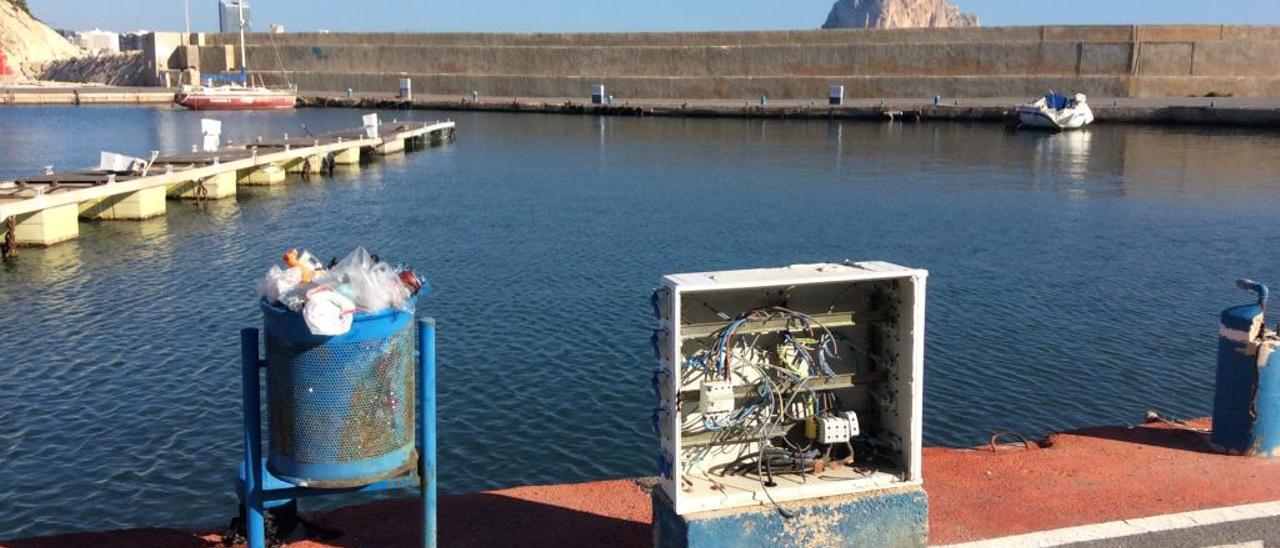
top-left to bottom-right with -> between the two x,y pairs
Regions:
1,0 -> 80,78
823,0 -> 979,29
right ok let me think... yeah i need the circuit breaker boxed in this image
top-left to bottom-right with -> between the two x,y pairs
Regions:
650,261 -> 927,515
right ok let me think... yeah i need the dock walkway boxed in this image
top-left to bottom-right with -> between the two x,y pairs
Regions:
0,119 -> 456,254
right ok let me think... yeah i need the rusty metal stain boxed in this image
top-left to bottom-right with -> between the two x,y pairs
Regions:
336,330 -> 413,461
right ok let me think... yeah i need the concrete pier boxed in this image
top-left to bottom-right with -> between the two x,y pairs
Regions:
11,204 -> 79,246
308,94 -> 1280,128
0,119 -> 457,252
375,138 -> 405,156
283,154 -> 325,174
189,25 -> 1280,100
167,171 -> 238,200
332,147 -> 361,166
78,186 -> 167,220
0,86 -> 175,106
239,165 -> 287,186
13,418 -> 1280,548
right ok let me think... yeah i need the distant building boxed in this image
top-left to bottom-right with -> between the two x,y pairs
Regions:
77,29 -> 121,55
218,0 -> 251,33
118,31 -> 149,52
269,24 -> 285,34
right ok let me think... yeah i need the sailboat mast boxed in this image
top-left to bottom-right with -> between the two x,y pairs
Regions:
238,1 -> 248,81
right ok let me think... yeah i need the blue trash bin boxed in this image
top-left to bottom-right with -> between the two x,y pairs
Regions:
1211,279 -> 1280,457
261,298 -> 417,487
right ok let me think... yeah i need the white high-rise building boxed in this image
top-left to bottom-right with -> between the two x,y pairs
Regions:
218,0 -> 251,33
77,29 -> 121,54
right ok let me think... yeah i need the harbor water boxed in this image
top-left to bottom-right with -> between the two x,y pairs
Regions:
1,106 -> 1279,539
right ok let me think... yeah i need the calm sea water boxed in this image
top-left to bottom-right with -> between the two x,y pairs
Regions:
1,106 -> 1279,539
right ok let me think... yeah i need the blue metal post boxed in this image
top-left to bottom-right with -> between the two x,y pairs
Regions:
1212,279 -> 1280,457
418,319 -> 437,548
241,328 -> 266,548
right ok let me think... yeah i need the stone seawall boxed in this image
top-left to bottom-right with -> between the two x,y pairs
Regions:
173,26 -> 1280,99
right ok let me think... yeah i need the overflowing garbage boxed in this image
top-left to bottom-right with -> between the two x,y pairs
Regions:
258,247 -> 427,336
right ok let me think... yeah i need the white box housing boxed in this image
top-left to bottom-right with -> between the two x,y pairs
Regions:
652,261 -> 927,515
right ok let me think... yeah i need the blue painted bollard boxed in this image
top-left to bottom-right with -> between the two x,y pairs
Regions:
1212,279 -> 1280,456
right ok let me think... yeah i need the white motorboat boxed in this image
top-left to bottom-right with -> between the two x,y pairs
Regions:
1017,92 -> 1095,130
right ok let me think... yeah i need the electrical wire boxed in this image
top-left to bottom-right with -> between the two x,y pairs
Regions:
675,305 -> 881,518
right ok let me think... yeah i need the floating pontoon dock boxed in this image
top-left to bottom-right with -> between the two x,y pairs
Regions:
0,119 -> 456,254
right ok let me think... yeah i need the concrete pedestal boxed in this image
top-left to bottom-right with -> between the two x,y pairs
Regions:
332,147 -> 362,166
240,164 -> 287,186
375,138 -> 405,156
78,186 -> 167,220
285,154 -> 325,174
653,485 -> 927,548
12,203 -> 79,246
169,171 -> 238,200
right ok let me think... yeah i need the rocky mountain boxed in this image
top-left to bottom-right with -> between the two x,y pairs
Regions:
1,0 -> 80,78
823,0 -> 979,29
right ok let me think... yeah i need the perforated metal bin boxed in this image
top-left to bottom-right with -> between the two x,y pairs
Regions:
261,299 -> 417,488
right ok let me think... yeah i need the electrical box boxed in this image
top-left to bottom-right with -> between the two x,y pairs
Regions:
829,84 -> 845,106
651,261 -> 926,515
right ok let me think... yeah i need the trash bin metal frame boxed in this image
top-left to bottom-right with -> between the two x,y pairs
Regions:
238,319 -> 437,548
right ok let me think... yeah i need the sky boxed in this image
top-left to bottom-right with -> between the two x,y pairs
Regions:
27,0 -> 1280,33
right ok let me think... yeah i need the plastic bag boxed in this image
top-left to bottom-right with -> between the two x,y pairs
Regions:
303,289 -> 356,336
257,265 -> 303,307
258,246 -> 420,336
371,261 -> 411,311
319,247 -> 411,312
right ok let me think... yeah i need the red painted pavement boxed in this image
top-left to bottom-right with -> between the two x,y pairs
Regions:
7,418 -> 1280,547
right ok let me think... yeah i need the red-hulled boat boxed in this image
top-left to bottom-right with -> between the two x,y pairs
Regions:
174,82 -> 297,110
172,0 -> 296,111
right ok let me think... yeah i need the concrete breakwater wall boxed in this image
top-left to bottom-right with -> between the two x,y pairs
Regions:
173,25 -> 1280,99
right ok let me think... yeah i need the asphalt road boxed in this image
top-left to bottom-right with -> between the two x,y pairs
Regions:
1068,517 -> 1278,548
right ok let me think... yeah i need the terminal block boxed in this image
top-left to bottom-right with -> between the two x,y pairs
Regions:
699,380 -> 735,418
816,411 -> 862,444
816,416 -> 851,444
841,410 -> 862,438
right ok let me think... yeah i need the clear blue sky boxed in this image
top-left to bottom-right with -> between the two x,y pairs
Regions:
28,0 -> 1280,33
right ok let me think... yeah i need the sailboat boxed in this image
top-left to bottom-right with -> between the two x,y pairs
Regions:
173,1 -> 296,110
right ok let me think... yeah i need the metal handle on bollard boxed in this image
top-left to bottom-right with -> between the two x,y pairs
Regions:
1237,278 -> 1270,311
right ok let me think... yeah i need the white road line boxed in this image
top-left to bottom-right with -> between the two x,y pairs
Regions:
938,501 -> 1280,547
1204,542 -> 1263,548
